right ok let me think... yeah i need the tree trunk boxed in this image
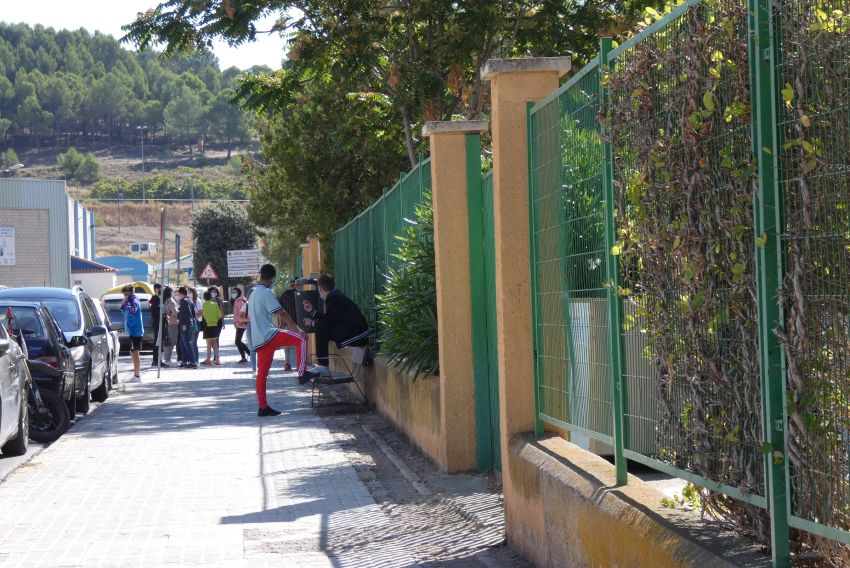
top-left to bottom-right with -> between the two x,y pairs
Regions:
402,108 -> 417,168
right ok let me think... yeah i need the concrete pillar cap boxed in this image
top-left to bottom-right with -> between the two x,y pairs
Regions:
421,120 -> 489,137
481,57 -> 571,80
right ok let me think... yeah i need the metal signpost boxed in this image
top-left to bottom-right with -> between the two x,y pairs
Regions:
157,208 -> 166,379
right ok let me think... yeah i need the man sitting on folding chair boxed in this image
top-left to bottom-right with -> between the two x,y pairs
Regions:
302,274 -> 369,377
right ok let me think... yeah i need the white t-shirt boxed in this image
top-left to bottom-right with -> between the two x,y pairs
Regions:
248,284 -> 283,350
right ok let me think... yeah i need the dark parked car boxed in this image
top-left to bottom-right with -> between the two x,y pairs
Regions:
0,288 -> 110,414
0,302 -> 76,407
0,319 -> 29,456
101,292 -> 155,351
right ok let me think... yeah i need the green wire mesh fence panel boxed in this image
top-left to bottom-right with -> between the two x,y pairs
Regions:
776,0 -> 850,540
530,60 -> 613,443
607,0 -> 765,499
333,157 -> 431,349
294,252 -> 303,278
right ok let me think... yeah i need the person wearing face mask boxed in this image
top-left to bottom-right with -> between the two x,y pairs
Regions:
176,286 -> 198,368
209,285 -> 225,338
121,284 -> 144,383
231,288 -> 250,363
301,274 -> 369,377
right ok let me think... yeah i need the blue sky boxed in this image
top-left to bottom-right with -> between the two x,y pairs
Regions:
0,1 -> 288,70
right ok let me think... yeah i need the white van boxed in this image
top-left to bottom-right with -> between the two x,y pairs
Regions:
129,242 -> 157,255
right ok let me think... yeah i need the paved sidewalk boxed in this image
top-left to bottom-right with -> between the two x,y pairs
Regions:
0,328 -> 419,568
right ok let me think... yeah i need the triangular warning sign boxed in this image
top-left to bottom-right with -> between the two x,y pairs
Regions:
199,261 -> 219,280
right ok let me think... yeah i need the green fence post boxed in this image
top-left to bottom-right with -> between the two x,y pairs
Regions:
527,101 -> 545,438
599,37 -> 628,486
749,0 -> 791,564
465,134 -> 495,470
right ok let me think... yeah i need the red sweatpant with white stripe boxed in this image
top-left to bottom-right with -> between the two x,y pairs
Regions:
255,329 -> 307,408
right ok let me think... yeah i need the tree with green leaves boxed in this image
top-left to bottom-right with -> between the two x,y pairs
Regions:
124,0 -> 663,273
164,86 -> 203,158
206,88 -> 251,158
191,201 -> 257,288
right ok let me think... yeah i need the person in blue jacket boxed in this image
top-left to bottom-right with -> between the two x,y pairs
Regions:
121,284 -> 144,383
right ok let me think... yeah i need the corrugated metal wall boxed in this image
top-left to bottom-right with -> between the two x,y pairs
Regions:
0,179 -> 71,288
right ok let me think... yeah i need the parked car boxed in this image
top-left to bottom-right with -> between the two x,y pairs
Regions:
0,318 -> 29,456
0,302 -> 75,405
129,242 -> 157,255
101,292 -> 155,351
0,304 -> 74,442
91,298 -> 119,386
0,288 -> 110,414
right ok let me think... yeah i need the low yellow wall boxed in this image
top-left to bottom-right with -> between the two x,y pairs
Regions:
506,433 -> 769,568
329,348 -> 444,469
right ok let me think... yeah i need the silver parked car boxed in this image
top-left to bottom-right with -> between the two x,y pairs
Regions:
0,321 -> 29,456
91,298 -> 119,387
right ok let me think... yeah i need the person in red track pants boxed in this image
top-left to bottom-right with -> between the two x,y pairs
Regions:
248,264 -> 319,416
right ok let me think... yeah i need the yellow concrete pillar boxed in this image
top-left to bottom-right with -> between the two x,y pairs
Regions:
423,120 -> 489,472
482,56 -> 570,519
307,235 -> 322,276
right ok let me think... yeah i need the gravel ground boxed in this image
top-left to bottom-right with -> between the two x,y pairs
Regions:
317,386 -> 532,568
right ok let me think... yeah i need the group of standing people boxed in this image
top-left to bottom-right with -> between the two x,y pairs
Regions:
120,263 -> 370,419
140,283 -> 230,377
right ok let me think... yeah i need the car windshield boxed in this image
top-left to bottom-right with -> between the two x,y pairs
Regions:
0,306 -> 45,338
40,299 -> 82,332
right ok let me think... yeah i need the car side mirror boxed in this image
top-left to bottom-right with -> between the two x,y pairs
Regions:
0,338 -> 9,354
88,325 -> 107,337
67,336 -> 87,348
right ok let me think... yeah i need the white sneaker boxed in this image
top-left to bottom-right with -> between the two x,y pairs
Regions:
126,375 -> 142,384
312,365 -> 332,377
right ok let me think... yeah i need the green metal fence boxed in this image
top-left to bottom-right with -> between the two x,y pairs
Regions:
528,0 -> 850,562
775,0 -> 850,545
334,157 -> 432,344
528,57 -> 614,447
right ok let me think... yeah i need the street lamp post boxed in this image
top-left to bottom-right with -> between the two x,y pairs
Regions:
137,125 -> 148,202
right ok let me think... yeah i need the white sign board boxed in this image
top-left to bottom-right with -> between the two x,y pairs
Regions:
227,249 -> 264,278
0,227 -> 15,266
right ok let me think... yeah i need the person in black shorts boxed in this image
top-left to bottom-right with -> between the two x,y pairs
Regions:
149,283 -> 162,366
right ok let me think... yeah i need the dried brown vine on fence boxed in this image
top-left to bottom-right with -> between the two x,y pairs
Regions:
775,0 -> 850,562
606,1 -> 768,539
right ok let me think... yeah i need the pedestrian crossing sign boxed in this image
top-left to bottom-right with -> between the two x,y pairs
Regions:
199,261 -> 219,280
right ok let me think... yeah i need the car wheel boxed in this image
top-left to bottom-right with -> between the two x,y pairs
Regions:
2,391 -> 29,456
76,373 -> 91,415
28,388 -> 70,444
91,366 -> 109,403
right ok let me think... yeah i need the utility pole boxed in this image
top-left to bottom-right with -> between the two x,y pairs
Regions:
118,191 -> 123,233
175,233 -> 181,285
182,171 -> 196,258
